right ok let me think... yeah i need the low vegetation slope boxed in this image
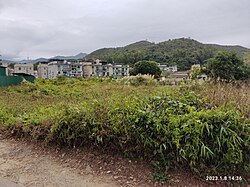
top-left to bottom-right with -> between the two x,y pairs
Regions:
0,77 -> 249,181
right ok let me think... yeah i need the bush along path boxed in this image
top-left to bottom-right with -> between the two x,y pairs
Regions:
0,79 -> 249,185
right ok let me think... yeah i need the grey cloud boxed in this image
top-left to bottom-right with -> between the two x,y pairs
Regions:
0,0 -> 250,60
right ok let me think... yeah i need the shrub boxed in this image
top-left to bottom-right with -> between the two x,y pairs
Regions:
0,78 -> 249,177
119,74 -> 156,86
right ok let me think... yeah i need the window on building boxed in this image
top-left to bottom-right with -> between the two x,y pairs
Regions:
19,67 -> 21,70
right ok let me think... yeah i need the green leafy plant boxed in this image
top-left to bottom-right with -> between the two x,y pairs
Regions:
0,77 -> 249,179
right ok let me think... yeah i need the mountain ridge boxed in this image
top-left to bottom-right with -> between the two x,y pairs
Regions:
87,38 -> 250,58
86,38 -> 250,70
3,53 -> 88,64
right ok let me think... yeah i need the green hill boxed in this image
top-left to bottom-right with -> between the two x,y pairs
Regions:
86,38 -> 250,70
123,40 -> 155,50
206,44 -> 250,56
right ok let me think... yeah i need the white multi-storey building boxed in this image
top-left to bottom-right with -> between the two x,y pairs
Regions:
111,64 -> 130,77
48,62 -> 58,79
158,64 -> 178,73
37,64 -> 49,79
36,60 -> 130,79
46,61 -> 84,78
14,63 -> 34,75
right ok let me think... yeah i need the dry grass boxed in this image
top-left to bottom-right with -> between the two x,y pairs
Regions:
121,74 -> 155,80
196,82 -> 250,118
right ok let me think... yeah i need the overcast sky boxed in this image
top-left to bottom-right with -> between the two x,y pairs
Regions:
0,0 -> 250,60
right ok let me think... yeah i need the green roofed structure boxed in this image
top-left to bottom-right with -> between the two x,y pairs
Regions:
0,66 -> 36,87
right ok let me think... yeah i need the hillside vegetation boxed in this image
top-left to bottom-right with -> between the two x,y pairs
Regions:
86,38 -> 250,70
0,77 -> 249,182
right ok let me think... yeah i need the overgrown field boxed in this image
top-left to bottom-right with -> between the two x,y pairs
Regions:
0,77 -> 249,180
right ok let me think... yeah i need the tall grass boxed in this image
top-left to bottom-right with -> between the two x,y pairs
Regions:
189,81 -> 250,118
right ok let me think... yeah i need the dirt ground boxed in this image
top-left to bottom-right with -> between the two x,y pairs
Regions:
0,134 -> 247,187
0,138 -> 120,187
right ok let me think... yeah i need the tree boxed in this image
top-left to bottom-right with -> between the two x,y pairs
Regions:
8,63 -> 15,69
244,52 -> 250,65
206,51 -> 249,81
130,60 -> 161,78
238,65 -> 250,80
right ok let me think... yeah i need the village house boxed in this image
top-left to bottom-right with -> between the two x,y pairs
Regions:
83,60 -> 130,78
37,63 -> 48,79
37,59 -> 130,79
158,64 -> 178,73
14,63 -> 34,76
112,64 -> 130,77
